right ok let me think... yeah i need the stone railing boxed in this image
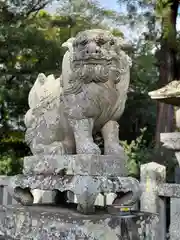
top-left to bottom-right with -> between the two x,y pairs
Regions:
0,176 -> 16,205
140,162 -> 180,240
1,162 -> 179,240
0,177 -> 57,205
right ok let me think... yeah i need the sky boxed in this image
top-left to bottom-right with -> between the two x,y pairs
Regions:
98,0 -> 118,10
46,0 -> 180,40
46,0 -> 119,13
46,0 -> 132,39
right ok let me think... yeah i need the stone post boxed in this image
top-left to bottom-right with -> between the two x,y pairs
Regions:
169,167 -> 180,240
159,133 -> 180,239
140,162 -> 166,240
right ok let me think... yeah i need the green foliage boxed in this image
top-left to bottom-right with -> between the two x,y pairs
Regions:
117,0 -> 179,175
0,0 -> 53,18
111,28 -> 124,37
0,10 -> 65,133
56,0 -> 125,36
130,39 -> 158,92
0,152 -> 23,175
0,0 -> 177,178
0,0 -> 126,175
0,1 -> 61,175
121,127 -> 154,178
119,38 -> 158,147
0,130 -> 29,175
156,0 -> 172,18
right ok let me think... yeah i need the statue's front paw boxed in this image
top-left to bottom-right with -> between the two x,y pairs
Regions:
47,142 -> 66,155
31,142 -> 66,155
104,143 -> 125,156
77,142 -> 101,155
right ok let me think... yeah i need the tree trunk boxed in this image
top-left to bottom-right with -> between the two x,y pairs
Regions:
155,0 -> 178,163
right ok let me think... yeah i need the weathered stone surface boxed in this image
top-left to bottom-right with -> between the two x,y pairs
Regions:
140,162 -> 166,240
157,183 -> 180,198
148,80 -> 180,106
160,132 -> 180,150
168,167 -> 180,240
7,29 -> 140,215
0,205 -> 158,240
169,197 -> 180,240
8,174 -> 141,214
24,29 -> 132,157
175,152 -> 180,167
23,154 -> 128,176
175,108 -> 180,128
160,133 -> 180,167
148,80 -> 180,129
141,162 -> 166,212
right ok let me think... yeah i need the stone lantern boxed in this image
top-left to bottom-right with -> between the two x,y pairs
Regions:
148,80 -> 180,164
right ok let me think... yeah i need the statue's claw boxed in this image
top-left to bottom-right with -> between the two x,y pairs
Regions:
104,143 -> 125,156
76,141 -> 101,155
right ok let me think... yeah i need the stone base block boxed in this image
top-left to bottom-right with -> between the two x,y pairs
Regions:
160,132 -> 180,150
23,154 -> 128,176
7,174 -> 141,214
0,205 -> 157,240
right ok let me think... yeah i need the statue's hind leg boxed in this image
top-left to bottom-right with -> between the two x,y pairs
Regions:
62,135 -> 76,154
101,120 -> 125,156
101,121 -> 128,176
70,118 -> 101,154
30,141 -> 66,155
29,130 -> 75,155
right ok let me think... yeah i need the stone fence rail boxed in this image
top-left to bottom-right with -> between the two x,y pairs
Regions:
0,161 -> 179,240
0,176 -> 16,205
140,162 -> 180,240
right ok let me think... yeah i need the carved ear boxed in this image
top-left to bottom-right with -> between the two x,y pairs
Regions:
36,73 -> 47,85
115,37 -> 133,50
62,37 -> 75,51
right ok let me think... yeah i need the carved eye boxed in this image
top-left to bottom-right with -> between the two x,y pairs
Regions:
97,38 -> 106,46
110,39 -> 115,46
80,39 -> 88,46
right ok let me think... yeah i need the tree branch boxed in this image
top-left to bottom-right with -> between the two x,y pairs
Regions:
26,0 -> 53,17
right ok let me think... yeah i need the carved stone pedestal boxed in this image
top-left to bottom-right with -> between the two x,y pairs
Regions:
7,154 -> 141,214
0,205 -> 157,240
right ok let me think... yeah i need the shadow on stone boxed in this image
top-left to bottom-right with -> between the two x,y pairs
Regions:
13,187 -> 34,205
113,191 -> 133,206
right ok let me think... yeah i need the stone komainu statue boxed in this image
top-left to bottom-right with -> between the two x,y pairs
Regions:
24,29 -> 132,156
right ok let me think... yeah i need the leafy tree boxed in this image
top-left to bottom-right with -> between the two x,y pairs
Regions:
118,37 -> 158,177
55,0 -> 125,37
0,1 -> 65,175
121,127 -> 154,178
0,1 -> 126,175
2,0 -> 177,178
0,12 -> 64,130
116,0 -> 180,168
0,0 -> 53,18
